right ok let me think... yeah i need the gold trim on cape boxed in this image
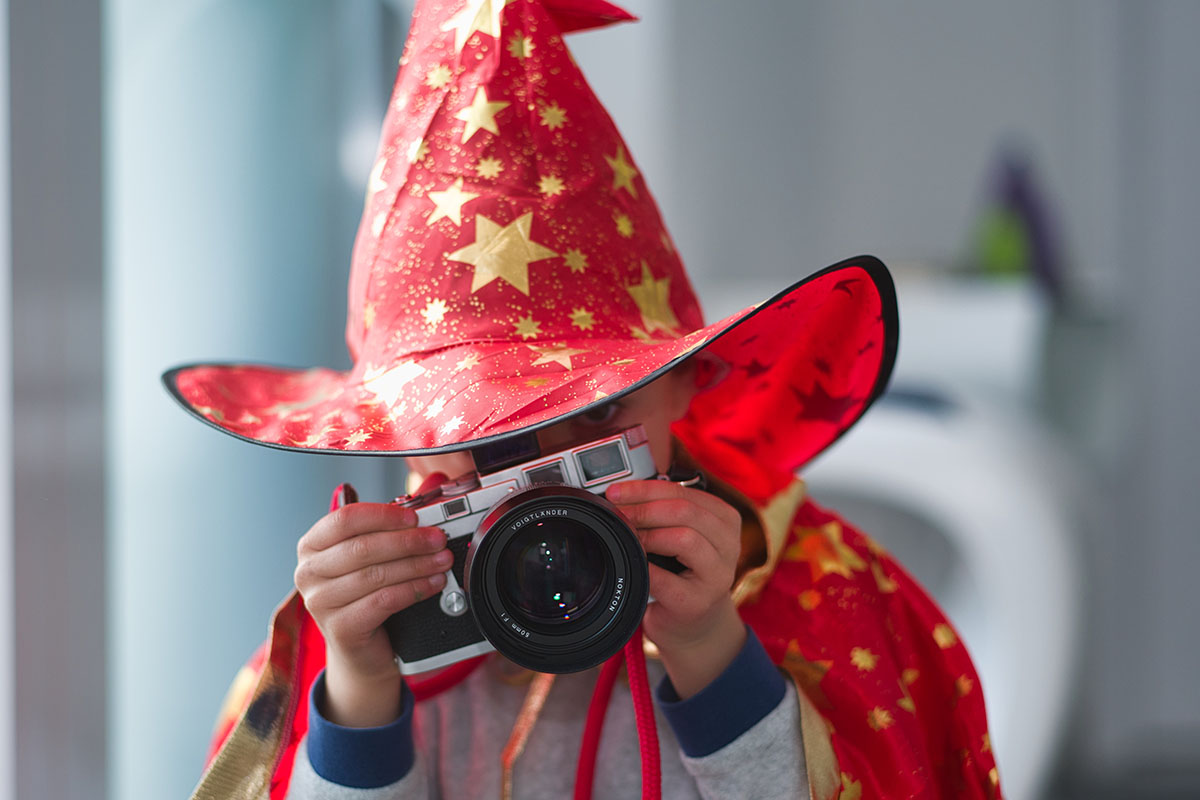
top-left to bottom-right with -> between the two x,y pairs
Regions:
190,591 -> 306,800
794,673 -> 842,800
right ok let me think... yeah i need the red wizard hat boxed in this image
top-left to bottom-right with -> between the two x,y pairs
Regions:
164,0 -> 898,503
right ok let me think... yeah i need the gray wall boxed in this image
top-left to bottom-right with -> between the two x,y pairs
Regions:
9,1 -> 105,798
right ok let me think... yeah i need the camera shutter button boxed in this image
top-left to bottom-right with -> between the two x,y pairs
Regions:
441,589 -> 468,617
441,474 -> 480,496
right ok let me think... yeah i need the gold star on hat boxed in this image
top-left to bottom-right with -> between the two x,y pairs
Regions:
448,213 -> 558,295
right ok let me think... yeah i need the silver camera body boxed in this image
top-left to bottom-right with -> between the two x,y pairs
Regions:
385,425 -> 656,675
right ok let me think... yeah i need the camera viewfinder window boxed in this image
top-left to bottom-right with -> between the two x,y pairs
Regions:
442,497 -> 468,519
576,443 -> 628,484
526,461 -> 566,485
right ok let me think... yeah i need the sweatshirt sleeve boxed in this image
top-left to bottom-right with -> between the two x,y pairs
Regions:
655,628 -> 807,798
284,671 -> 431,800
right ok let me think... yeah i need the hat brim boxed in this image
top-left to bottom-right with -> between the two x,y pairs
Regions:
164,256 -> 897,483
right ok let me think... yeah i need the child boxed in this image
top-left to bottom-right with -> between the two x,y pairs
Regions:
166,1 -> 1001,797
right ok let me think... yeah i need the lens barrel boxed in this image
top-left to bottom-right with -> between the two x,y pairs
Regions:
464,485 -> 649,673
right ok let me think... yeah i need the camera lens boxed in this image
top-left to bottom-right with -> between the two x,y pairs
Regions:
498,519 -> 609,625
466,486 -> 650,673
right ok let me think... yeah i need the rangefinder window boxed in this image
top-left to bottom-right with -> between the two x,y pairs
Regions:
526,460 -> 566,485
442,497 -> 469,519
472,432 -> 541,475
576,442 -> 628,484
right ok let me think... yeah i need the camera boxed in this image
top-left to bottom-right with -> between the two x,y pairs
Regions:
385,425 -> 660,675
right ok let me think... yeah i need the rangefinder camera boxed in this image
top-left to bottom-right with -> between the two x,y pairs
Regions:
384,425 -> 659,675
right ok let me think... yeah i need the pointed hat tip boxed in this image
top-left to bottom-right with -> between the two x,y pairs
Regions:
542,0 -> 638,33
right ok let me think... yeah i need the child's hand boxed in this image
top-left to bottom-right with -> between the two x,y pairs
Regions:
294,503 -> 452,726
605,480 -> 748,699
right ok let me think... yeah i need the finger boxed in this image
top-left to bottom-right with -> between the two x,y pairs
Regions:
616,495 -> 723,535
300,548 -> 455,609
300,503 -> 419,554
645,564 -> 704,618
638,526 -> 722,577
300,526 -> 448,581
607,480 -> 740,526
613,497 -> 740,567
321,572 -> 447,643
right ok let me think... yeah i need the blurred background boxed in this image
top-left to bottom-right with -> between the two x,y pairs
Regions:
3,0 -> 1198,797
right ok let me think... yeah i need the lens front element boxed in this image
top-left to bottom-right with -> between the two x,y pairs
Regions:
499,518 -> 608,625
466,486 -> 649,673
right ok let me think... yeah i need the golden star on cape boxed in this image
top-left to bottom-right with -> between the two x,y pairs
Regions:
867,706 -> 895,731
529,343 -> 586,370
426,177 -> 479,227
782,520 -> 868,582
448,212 -> 558,295
440,0 -> 511,53
605,146 -> 639,197
933,623 -> 958,649
456,87 -> 510,143
850,647 -> 878,672
625,261 -> 680,334
361,361 -> 426,408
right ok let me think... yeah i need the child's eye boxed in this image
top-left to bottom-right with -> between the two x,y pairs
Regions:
579,403 -> 619,426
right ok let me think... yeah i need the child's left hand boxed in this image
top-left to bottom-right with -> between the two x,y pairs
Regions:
605,479 -> 748,699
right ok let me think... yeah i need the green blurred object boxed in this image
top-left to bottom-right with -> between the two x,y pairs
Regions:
976,207 -> 1032,279
965,146 -> 1067,305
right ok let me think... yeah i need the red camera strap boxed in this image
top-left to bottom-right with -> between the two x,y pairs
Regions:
573,627 -> 662,800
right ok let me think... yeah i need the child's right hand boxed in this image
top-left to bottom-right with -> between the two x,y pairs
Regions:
294,502 -> 452,727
